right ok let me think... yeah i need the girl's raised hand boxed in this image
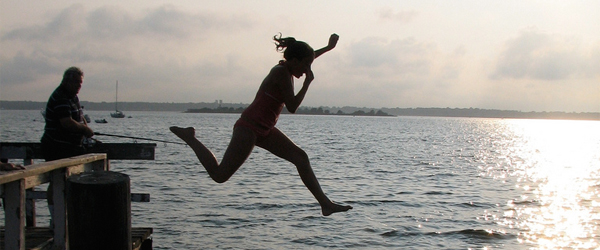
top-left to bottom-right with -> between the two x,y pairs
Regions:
328,34 -> 339,49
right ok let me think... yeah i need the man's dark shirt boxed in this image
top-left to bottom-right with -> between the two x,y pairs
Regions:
41,85 -> 85,146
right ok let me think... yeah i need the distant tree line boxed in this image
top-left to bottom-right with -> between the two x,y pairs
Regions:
0,100 -> 245,112
185,106 -> 393,117
1,101 -> 598,120
380,107 -> 600,120
184,107 -> 245,114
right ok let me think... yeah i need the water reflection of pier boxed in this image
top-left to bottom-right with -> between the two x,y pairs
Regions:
0,142 -> 155,250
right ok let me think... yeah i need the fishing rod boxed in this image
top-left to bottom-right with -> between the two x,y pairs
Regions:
94,132 -> 186,145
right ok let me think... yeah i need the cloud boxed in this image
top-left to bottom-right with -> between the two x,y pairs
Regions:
346,37 -> 435,77
2,5 -> 88,41
378,8 -> 418,23
2,4 -> 252,42
0,4 -> 256,101
308,36 -> 467,108
490,29 -> 595,81
343,36 -> 464,84
0,52 -> 62,84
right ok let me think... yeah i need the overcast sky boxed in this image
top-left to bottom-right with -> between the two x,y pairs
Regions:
1,0 -> 599,112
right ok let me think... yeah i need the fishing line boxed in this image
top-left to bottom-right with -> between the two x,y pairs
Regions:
94,132 -> 186,145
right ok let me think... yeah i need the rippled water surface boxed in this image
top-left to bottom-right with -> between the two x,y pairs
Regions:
1,110 -> 599,249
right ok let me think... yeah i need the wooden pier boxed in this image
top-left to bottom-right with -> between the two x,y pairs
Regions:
0,142 -> 156,250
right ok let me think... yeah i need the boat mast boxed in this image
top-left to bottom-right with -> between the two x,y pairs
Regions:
115,80 -> 118,111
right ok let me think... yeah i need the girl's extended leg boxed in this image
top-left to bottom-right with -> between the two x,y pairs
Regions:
256,128 -> 352,216
170,126 -> 256,183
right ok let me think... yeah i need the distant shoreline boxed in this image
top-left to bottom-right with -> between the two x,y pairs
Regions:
183,107 -> 394,117
1,101 -> 599,121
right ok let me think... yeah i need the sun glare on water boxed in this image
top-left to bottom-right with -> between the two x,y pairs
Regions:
501,119 -> 600,249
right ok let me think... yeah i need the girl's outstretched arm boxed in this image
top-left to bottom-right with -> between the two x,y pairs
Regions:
314,34 -> 339,59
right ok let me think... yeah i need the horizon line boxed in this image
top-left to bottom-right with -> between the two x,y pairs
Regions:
1,100 -> 600,114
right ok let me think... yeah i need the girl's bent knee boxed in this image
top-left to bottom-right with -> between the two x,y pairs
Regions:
296,150 -> 310,166
212,174 -> 230,183
207,170 -> 232,183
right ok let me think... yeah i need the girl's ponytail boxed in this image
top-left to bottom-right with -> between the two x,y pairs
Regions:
273,33 -> 297,51
273,33 -> 314,61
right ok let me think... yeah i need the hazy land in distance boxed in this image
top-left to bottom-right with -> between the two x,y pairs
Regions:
1,100 -> 598,121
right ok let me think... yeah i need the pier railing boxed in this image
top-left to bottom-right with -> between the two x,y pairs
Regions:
1,154 -> 107,250
0,142 -> 156,250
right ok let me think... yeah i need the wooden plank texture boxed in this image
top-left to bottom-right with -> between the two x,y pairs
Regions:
0,154 -> 107,185
1,227 -> 153,250
0,142 -> 156,160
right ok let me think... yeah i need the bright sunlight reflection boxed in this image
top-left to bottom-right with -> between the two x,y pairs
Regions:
503,119 -> 600,249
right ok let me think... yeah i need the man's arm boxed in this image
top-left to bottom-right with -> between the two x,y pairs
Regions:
59,117 -> 94,137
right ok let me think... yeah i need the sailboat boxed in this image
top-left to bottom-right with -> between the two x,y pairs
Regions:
110,80 -> 126,118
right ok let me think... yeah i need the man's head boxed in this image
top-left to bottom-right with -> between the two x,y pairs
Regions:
60,67 -> 84,97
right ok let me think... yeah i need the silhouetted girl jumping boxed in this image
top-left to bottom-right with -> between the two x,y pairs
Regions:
170,33 -> 352,216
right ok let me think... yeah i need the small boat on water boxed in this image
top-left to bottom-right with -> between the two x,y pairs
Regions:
111,80 -> 126,118
111,110 -> 125,118
95,119 -> 108,123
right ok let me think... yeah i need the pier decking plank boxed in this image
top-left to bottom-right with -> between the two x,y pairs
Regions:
1,142 -> 157,160
0,227 -> 153,250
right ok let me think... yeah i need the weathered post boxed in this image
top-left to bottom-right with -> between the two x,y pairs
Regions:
4,179 -> 26,250
66,171 -> 132,250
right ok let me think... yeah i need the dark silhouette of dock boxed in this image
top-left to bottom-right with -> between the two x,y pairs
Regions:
1,142 -> 155,250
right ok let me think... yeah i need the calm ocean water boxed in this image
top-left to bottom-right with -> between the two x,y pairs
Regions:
1,110 -> 599,249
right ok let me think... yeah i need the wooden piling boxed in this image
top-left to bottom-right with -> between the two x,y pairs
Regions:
66,171 -> 132,250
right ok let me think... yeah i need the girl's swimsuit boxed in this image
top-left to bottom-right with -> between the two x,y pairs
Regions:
234,90 -> 284,139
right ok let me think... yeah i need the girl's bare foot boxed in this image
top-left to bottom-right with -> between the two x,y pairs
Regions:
169,126 -> 196,142
322,202 -> 352,216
